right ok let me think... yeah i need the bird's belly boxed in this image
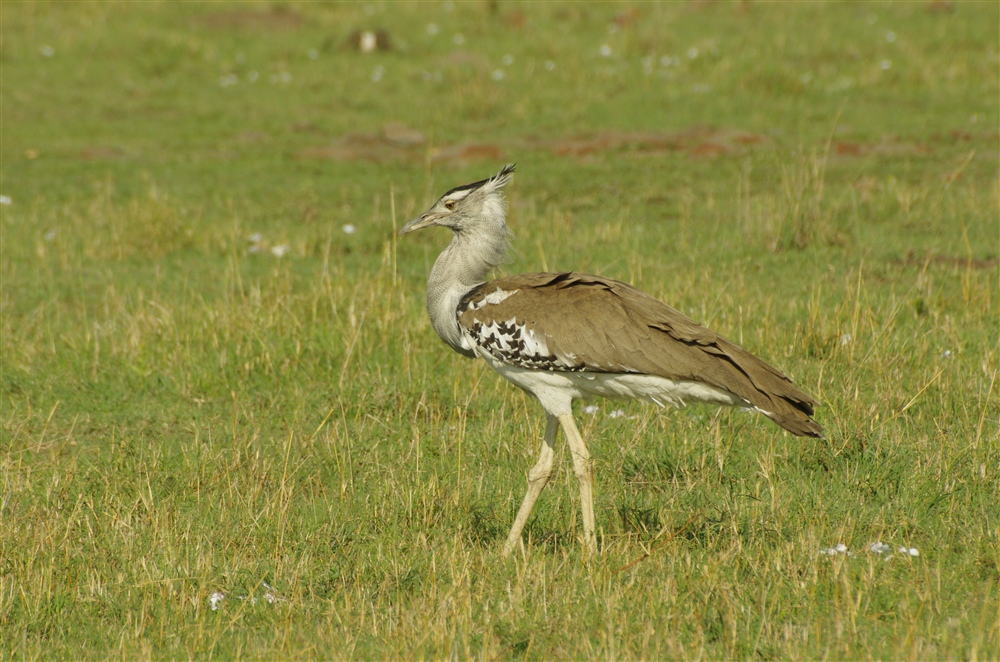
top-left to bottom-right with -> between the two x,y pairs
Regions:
481,353 -> 747,415
573,372 -> 748,408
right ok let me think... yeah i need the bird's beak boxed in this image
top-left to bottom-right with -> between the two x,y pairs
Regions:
398,213 -> 438,236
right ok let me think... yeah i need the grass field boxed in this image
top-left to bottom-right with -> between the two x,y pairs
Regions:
2,1 -> 998,658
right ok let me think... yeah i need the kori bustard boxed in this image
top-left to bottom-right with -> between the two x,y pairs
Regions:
400,164 -> 822,556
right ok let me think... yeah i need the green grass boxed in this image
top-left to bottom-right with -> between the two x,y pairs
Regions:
2,1 -> 998,658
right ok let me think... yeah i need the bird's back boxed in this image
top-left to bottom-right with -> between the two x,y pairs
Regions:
458,272 -> 822,437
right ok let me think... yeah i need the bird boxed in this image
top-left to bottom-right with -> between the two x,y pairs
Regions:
399,164 -> 822,556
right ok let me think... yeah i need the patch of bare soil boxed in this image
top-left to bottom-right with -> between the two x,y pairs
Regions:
298,124 -> 769,165
528,126 -> 768,158
195,7 -> 305,31
299,133 -> 406,163
296,123 -> 506,164
833,138 -> 933,157
893,250 -> 998,271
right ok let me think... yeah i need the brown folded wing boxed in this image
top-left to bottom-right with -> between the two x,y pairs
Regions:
458,272 -> 822,437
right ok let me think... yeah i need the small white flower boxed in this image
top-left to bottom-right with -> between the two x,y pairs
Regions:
491,69 -> 505,81
880,59 -> 892,70
942,349 -> 953,359
219,74 -> 239,87
307,49 -> 318,60
371,65 -> 384,82
544,60 -> 556,72
453,33 -> 465,46
247,70 -> 259,82
426,23 -> 440,36
599,44 -> 612,57
660,56 -> 674,67
262,581 -> 282,604
209,592 -> 224,611
0,195 -> 11,205
885,31 -> 897,43
501,54 -> 514,66
248,232 -> 263,243
342,224 -> 357,235
40,45 -> 55,57
249,245 -> 261,254
443,1 -> 454,11
359,31 -> 377,53
869,541 -> 892,555
840,333 -> 852,346
44,229 -> 57,241
908,547 -> 919,557
271,245 -> 290,258
609,409 -> 626,419
835,543 -> 848,553
686,47 -> 699,59
583,405 -> 599,415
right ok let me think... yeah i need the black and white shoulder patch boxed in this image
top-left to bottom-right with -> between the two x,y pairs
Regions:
457,284 -> 585,372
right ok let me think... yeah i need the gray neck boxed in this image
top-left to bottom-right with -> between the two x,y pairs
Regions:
425,205 -> 510,356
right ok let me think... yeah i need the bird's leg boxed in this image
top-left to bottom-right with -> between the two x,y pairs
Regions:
502,414 -> 559,557
557,412 -> 597,554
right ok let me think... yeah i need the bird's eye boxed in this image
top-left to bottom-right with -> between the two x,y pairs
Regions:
444,200 -> 456,210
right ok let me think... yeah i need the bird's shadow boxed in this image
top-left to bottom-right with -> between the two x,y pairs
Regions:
463,504 -> 575,555
463,504 -> 506,546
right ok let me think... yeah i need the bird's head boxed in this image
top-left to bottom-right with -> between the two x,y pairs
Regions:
399,164 -> 515,237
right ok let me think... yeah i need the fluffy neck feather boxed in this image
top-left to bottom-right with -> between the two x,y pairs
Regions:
425,195 -> 511,356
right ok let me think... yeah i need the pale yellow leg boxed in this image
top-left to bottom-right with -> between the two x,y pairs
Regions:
502,414 -> 559,557
558,412 -> 597,554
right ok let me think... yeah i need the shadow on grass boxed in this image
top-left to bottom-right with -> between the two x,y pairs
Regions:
464,503 -> 570,553
464,504 -> 506,546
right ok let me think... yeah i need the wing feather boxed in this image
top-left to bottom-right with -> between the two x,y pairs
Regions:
458,272 -> 821,437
